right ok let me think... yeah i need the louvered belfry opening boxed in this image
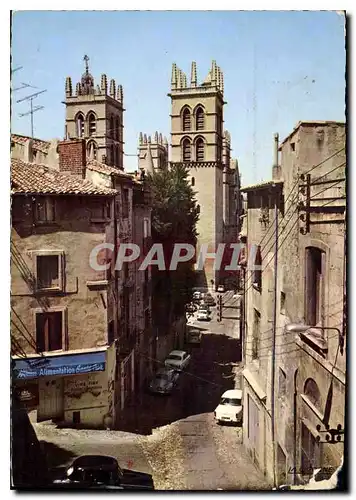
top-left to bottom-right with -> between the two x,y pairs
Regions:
182,108 -> 191,131
182,139 -> 191,162
196,138 -> 204,162
196,106 -> 205,131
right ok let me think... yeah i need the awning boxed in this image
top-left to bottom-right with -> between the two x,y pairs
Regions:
242,368 -> 267,401
12,351 -> 106,380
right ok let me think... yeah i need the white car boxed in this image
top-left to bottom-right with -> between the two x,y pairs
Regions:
214,389 -> 243,425
164,350 -> 191,371
197,310 -> 210,321
192,291 -> 201,301
217,285 -> 225,293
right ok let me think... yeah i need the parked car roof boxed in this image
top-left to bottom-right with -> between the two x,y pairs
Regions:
168,350 -> 186,356
221,389 -> 242,399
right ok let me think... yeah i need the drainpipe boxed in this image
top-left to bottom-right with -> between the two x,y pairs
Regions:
293,369 -> 298,485
271,133 -> 279,487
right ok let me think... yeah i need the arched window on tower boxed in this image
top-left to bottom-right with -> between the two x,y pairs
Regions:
76,113 -> 84,138
182,138 -> 191,162
87,140 -> 98,160
88,112 -> 96,136
196,106 -> 205,131
182,108 -> 191,131
110,115 -> 115,139
115,117 -> 120,141
196,138 -> 205,162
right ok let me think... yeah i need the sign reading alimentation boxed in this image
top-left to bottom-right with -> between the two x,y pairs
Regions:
13,352 -> 106,380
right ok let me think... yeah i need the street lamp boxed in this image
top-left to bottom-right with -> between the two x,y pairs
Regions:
285,323 -> 344,354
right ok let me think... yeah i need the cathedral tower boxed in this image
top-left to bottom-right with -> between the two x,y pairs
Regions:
168,60 -> 227,288
64,55 -> 124,169
138,132 -> 168,173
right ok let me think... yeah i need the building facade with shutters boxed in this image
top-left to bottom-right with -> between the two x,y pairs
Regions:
241,121 -> 346,487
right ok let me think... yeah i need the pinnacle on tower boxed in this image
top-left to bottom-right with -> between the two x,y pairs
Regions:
139,132 -> 143,145
143,134 -> 147,144
75,82 -> 81,96
182,72 -> 187,88
96,84 -> 101,95
171,63 -> 177,89
101,74 -> 108,94
159,133 -> 163,144
109,79 -> 116,99
191,61 -> 197,87
148,135 -> 152,144
211,60 -> 218,85
117,85 -> 123,103
65,76 -> 72,97
154,131 -> 158,143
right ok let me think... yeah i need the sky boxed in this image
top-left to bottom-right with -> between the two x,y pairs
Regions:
11,10 -> 346,186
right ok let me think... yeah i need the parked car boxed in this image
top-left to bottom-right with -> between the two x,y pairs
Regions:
148,368 -> 180,395
204,295 -> 216,307
52,455 -> 154,490
164,350 -> 191,370
214,389 -> 243,425
187,327 -> 202,345
186,303 -> 197,314
192,291 -> 201,301
198,303 -> 210,314
217,285 -> 225,293
197,310 -> 210,321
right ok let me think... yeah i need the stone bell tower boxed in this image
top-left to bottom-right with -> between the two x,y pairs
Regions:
168,60 -> 227,289
64,55 -> 124,169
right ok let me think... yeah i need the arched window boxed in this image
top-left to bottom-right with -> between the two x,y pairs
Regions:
191,177 -> 195,187
115,117 -> 120,141
304,378 -> 321,411
182,138 -> 191,162
76,113 -> 84,138
88,112 -> 96,136
196,106 -> 205,131
195,138 -> 205,162
87,141 -> 98,160
110,116 -> 115,139
182,108 -> 191,131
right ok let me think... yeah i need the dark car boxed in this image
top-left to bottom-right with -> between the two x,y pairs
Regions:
52,455 -> 154,490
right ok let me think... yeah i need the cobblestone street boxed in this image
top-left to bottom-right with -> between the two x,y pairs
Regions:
31,291 -> 270,490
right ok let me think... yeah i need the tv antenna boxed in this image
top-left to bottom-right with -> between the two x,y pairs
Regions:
17,89 -> 47,138
13,82 -> 38,93
11,66 -> 23,74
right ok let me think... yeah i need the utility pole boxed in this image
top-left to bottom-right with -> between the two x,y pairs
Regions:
17,89 -> 47,138
271,133 -> 279,488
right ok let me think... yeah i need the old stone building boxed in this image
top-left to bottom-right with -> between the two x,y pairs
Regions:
241,121 -> 346,486
11,58 -> 154,429
168,60 -> 239,289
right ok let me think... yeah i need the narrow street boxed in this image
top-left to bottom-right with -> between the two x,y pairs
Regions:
31,291 -> 270,490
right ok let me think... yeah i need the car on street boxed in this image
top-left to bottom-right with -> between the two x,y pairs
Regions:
204,294 -> 216,307
197,310 -> 210,321
214,389 -> 243,425
186,327 -> 202,345
52,455 -> 154,490
164,350 -> 191,370
148,368 -> 180,395
217,285 -> 225,293
192,291 -> 201,301
186,303 -> 197,314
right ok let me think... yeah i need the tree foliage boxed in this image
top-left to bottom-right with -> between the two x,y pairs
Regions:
146,164 -> 199,324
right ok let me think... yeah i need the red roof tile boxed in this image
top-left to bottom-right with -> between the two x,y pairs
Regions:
87,159 -> 133,179
11,134 -> 51,154
11,158 -> 117,196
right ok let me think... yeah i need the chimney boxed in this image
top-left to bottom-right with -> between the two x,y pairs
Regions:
58,139 -> 86,178
272,133 -> 281,180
